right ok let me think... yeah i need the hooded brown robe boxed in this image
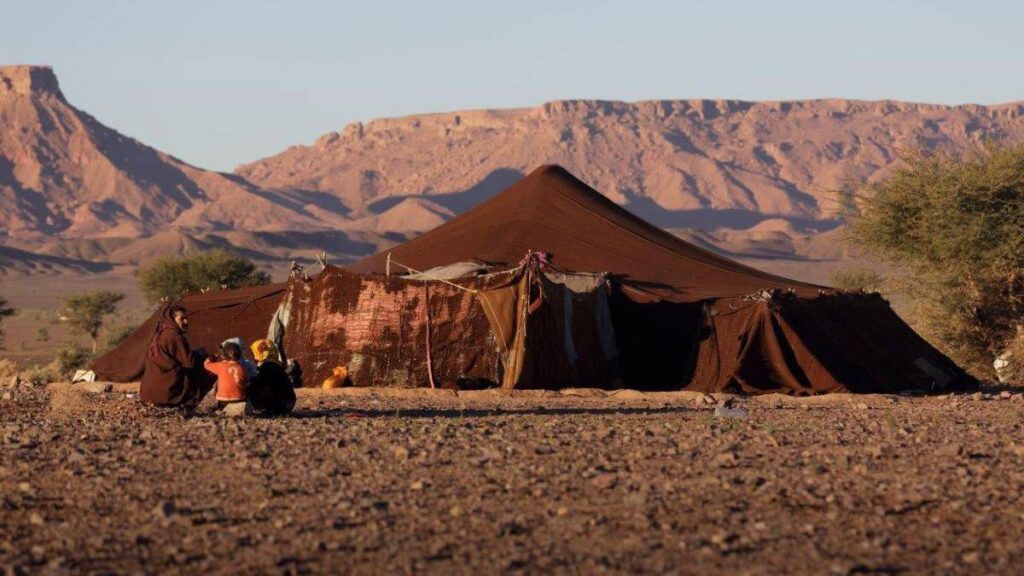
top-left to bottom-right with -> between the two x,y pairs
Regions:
140,305 -> 213,407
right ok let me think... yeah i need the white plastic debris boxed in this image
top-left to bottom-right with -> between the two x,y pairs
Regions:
71,369 -> 96,383
713,406 -> 748,420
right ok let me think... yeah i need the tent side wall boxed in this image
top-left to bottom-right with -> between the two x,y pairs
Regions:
280,267 -> 509,388
279,265 -> 622,390
91,284 -> 286,382
687,293 -> 975,395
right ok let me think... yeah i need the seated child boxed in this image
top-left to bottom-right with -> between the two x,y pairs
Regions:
221,337 -> 257,380
203,339 -> 249,407
248,339 -> 296,416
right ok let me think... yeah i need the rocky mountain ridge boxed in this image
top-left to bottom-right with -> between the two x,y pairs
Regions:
3,65 -> 1024,275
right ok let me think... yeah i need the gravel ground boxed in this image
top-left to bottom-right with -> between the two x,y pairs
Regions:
2,382 -> 1024,575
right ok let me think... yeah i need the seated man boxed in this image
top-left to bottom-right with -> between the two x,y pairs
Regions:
140,304 -> 214,408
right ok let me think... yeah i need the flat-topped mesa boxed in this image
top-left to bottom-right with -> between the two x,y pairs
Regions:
0,65 -> 64,99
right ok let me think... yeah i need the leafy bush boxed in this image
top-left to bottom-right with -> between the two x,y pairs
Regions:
848,145 -> 1024,377
136,249 -> 271,304
62,291 -> 124,353
828,268 -> 884,293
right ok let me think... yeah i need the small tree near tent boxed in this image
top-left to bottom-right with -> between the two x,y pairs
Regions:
0,296 -> 14,349
136,249 -> 271,304
848,145 -> 1024,378
62,291 -> 125,353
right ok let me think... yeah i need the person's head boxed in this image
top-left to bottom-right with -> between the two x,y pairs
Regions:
251,339 -> 281,365
169,305 -> 188,333
221,341 -> 241,361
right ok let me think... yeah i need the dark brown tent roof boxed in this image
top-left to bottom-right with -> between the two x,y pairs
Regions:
348,165 -> 825,302
91,283 -> 286,382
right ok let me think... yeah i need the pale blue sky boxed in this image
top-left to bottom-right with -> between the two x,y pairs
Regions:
3,0 -> 1022,171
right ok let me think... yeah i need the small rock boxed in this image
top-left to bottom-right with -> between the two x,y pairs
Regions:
961,551 -> 981,564
29,512 -> 44,525
17,482 -> 31,493
713,406 -> 748,420
77,382 -> 112,394
854,402 -> 869,410
970,392 -> 984,402
556,506 -> 569,517
221,403 -> 247,418
1,392 -> 11,401
999,390 -> 1012,400
153,500 -> 177,519
449,505 -> 463,518
410,480 -> 424,491
591,473 -> 618,490
393,446 -> 410,459
714,451 -> 737,465
936,444 -> 962,458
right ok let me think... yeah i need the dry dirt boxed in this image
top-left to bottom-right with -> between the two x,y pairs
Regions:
3,382 -> 1024,575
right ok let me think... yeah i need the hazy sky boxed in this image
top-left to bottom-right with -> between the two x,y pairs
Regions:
3,0 -> 1022,171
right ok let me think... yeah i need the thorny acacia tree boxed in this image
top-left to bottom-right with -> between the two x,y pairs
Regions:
848,145 -> 1024,377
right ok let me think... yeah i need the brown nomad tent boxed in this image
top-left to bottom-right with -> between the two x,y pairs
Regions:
91,283 -> 286,382
95,165 -> 972,394
325,164 -> 972,394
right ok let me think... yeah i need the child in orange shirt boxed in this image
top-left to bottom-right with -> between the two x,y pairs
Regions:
203,339 -> 249,408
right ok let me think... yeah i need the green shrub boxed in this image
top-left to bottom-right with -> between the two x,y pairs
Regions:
848,145 -> 1024,377
136,249 -> 271,304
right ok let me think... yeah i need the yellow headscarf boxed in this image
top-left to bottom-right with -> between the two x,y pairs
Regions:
250,339 -> 281,365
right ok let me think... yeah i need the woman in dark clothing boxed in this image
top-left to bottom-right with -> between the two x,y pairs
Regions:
248,339 -> 296,415
140,304 -> 214,408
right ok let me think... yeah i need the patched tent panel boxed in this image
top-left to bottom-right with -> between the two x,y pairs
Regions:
276,263 -> 620,390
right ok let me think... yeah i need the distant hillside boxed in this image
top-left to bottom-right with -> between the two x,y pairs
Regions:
238,98 -> 1024,260
3,65 -> 1024,274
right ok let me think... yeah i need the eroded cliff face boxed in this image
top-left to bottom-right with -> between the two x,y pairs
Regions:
238,97 -> 1024,236
4,65 -> 1024,271
0,66 -> 351,243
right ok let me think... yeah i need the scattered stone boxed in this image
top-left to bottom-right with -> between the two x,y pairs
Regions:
393,446 -> 410,459
153,500 -> 177,519
221,403 -> 247,418
590,473 -> 618,490
713,451 -> 737,466
961,551 -> 981,565
410,480 -> 424,491
556,506 -> 569,517
999,390 -> 1012,400
854,402 -> 869,410
77,382 -> 113,394
713,406 -> 747,420
448,505 -> 463,518
29,512 -> 44,525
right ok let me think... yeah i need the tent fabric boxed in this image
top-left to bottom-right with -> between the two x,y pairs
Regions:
348,165 -> 826,303
277,265 -> 512,389
91,283 -> 286,383
274,263 -> 619,390
689,292 -> 969,394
